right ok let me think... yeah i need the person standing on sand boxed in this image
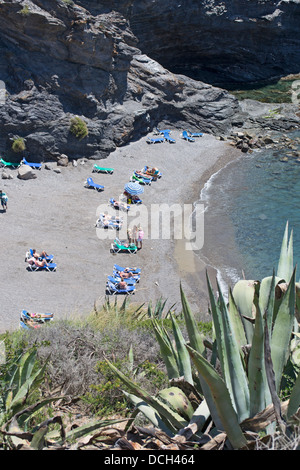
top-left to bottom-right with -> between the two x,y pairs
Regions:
137,226 -> 144,249
127,228 -> 132,245
0,190 -> 8,211
132,225 -> 138,246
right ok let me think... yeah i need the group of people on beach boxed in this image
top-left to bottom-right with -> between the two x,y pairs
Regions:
26,249 -> 50,268
127,225 -> 144,249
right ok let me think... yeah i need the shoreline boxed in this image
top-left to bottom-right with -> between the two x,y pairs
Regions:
172,143 -> 244,317
0,130 -> 243,333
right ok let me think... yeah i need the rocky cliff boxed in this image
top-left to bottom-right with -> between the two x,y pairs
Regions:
0,0 -> 299,162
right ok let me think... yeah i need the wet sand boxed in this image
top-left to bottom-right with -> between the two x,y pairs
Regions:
0,130 -> 242,332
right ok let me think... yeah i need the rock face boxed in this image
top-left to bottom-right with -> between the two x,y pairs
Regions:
0,0 -> 298,162
125,0 -> 300,87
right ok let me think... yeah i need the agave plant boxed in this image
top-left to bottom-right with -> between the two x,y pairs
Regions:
106,222 -> 300,449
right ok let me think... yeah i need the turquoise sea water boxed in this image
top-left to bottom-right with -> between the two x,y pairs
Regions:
199,130 -> 300,287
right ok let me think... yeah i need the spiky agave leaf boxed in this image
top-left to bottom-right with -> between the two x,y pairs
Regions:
170,314 -> 193,385
287,371 -> 300,420
122,391 -> 177,435
231,279 -> 258,343
277,221 -> 293,282
271,267 -> 296,392
216,279 -> 250,422
151,318 -> 180,380
105,358 -> 188,432
186,344 -> 248,449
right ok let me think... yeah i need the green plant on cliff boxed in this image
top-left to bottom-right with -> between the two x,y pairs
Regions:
69,116 -> 88,141
107,222 -> 300,450
11,137 -> 25,153
19,5 -> 30,16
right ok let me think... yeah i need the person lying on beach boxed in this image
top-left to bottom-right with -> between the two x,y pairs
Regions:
27,257 -> 48,268
119,271 -> 138,279
111,199 -> 129,211
32,249 -> 49,259
23,318 -> 41,329
144,167 -> 159,179
119,266 -> 138,273
117,280 -> 128,290
100,213 -> 122,227
135,170 -> 151,179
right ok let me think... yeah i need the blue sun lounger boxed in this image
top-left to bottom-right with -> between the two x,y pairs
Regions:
147,137 -> 164,144
21,310 -> 54,324
155,127 -> 171,135
107,275 -> 137,286
85,177 -> 104,192
182,130 -> 195,142
106,280 -> 136,295
22,157 -> 42,169
141,166 -> 162,179
27,261 -> 57,272
113,270 -> 140,282
187,130 -> 203,138
114,264 -> 141,274
163,132 -> 176,143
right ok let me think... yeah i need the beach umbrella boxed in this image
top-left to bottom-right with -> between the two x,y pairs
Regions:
124,182 -> 144,195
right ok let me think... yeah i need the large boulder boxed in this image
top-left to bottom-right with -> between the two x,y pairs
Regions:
17,164 -> 37,180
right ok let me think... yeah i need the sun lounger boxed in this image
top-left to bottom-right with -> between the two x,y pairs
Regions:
22,157 -> 42,169
147,137 -> 164,144
21,310 -> 54,325
187,130 -> 203,137
114,264 -> 141,274
106,280 -> 136,295
96,213 -> 122,230
182,130 -> 195,142
113,270 -> 140,282
161,130 -> 176,143
131,172 -> 152,185
25,249 -> 54,263
107,275 -> 136,286
27,261 -> 57,272
141,166 -> 162,179
85,177 -> 104,192
110,238 -> 138,254
0,157 -> 20,168
20,320 -> 32,330
154,127 -> 171,135
92,164 -> 114,174
110,198 -> 130,212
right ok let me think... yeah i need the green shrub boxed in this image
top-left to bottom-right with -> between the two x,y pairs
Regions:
69,117 -> 88,140
11,137 -> 25,153
19,5 -> 30,16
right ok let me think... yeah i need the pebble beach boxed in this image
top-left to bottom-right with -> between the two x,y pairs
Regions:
0,130 -> 242,333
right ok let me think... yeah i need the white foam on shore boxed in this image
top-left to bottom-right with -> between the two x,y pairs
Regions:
192,154 -> 245,298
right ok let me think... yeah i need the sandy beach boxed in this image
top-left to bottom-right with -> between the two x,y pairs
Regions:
0,130 -> 242,333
